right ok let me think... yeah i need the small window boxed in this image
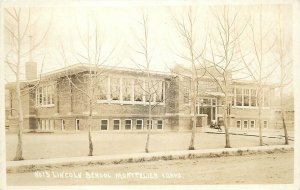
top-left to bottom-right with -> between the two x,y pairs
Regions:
125,120 -> 132,130
236,120 -> 241,128
243,120 -> 248,129
157,120 -> 163,130
136,119 -> 143,130
76,119 -> 80,130
263,120 -> 268,128
113,120 -> 120,130
250,120 -> 255,128
147,120 -> 153,130
61,120 -> 65,131
101,120 -> 108,130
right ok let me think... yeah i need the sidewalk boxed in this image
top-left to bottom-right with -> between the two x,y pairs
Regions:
7,144 -> 293,173
203,128 -> 294,140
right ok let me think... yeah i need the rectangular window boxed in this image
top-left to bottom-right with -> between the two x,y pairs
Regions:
76,119 -> 80,130
101,120 -> 109,130
111,77 -> 120,101
113,119 -> 120,130
97,76 -> 108,100
236,120 -> 241,128
147,120 -> 153,130
250,120 -> 255,128
36,84 -> 55,106
155,81 -> 164,102
123,78 -> 132,101
136,119 -> 143,130
251,89 -> 257,107
243,120 -> 248,129
134,79 -> 143,101
243,89 -> 250,106
157,120 -> 163,130
263,89 -> 270,107
145,81 -> 155,102
231,88 -> 235,106
61,120 -> 65,131
125,119 -> 132,130
236,88 -> 242,106
263,120 -> 268,128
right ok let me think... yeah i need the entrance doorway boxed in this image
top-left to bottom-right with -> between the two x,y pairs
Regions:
196,98 -> 217,126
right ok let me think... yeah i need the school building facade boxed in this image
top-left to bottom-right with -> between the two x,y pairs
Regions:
5,63 -> 294,132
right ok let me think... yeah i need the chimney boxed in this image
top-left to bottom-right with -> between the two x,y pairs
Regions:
25,35 -> 37,80
26,62 -> 37,80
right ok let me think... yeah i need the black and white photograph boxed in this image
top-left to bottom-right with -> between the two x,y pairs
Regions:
0,0 -> 299,189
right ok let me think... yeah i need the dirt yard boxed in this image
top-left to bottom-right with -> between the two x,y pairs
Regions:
7,151 -> 293,185
6,131 -> 292,160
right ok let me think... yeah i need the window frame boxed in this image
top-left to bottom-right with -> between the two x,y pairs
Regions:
236,120 -> 241,129
263,120 -> 268,128
250,120 -> 255,128
243,120 -> 248,129
136,119 -> 143,130
113,119 -> 121,130
100,119 -> 109,131
124,119 -> 133,130
157,120 -> 164,130
146,119 -> 153,130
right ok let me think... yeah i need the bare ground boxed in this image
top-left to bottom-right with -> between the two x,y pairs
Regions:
6,131 -> 292,160
7,151 -> 293,185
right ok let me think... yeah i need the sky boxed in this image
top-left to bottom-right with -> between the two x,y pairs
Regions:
3,2 -> 293,86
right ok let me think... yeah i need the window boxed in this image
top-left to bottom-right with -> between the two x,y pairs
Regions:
145,81 -> 155,102
76,119 -> 80,130
97,76 -> 108,100
236,88 -> 242,106
183,87 -> 189,104
123,78 -> 132,101
61,120 -> 65,131
155,81 -> 164,102
101,120 -> 109,130
111,77 -> 120,101
251,89 -> 257,106
36,84 -> 55,106
136,119 -> 143,130
250,120 -> 255,128
40,119 -> 54,131
231,88 -> 235,106
243,89 -> 250,106
146,120 -> 153,130
263,89 -> 270,107
236,120 -> 241,128
263,120 -> 268,128
134,79 -> 143,101
157,120 -> 163,130
125,120 -> 132,130
113,120 -> 120,130
243,120 -> 248,129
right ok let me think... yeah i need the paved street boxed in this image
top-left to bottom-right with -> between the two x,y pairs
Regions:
7,151 -> 293,185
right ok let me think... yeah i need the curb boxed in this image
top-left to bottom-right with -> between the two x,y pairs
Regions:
6,145 -> 293,173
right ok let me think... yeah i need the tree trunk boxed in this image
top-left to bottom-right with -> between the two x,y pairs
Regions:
145,96 -> 152,153
223,93 -> 231,148
188,79 -> 197,150
280,85 -> 289,145
258,87 -> 263,146
14,80 -> 24,161
88,100 -> 93,156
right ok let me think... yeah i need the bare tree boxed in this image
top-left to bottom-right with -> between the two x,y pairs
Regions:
130,12 -> 166,153
273,5 -> 293,145
199,5 -> 249,148
171,7 -> 207,150
238,4 -> 277,146
4,8 -> 51,160
60,13 -> 116,156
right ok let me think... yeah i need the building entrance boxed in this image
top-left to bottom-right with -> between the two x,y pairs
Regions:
196,98 -> 217,126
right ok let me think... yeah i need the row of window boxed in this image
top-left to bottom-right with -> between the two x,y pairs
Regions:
96,76 -> 165,103
97,119 -> 164,131
236,120 -> 268,129
38,119 -> 55,131
232,88 -> 270,107
35,84 -> 55,106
